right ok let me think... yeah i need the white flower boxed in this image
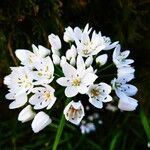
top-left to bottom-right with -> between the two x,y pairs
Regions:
66,45 -> 77,60
18,105 -> 35,123
63,24 -> 92,42
111,77 -> 138,97
29,85 -> 56,110
80,121 -> 96,134
117,91 -> 138,111
113,44 -> 134,68
52,54 -> 60,65
48,34 -> 61,55
60,56 -> 67,67
101,35 -> 119,50
15,44 -> 50,67
33,57 -> 54,85
5,90 -> 28,109
4,67 -> 34,94
57,55 -> 97,97
111,76 -> 138,111
31,111 -> 51,133
87,83 -> 112,109
70,57 -> 76,66
64,100 -> 85,125
96,54 -> 108,66
75,30 -> 118,57
76,31 -> 105,57
117,66 -> 135,79
85,56 -> 93,67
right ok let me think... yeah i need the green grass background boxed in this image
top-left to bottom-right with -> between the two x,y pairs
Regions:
0,0 -> 150,149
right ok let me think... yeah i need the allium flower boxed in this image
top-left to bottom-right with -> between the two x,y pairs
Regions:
5,90 -> 28,109
29,85 -> 56,110
66,45 -> 77,61
4,67 -> 34,93
118,94 -> 138,111
52,54 -> 60,65
85,56 -> 93,67
3,23 -> 138,134
75,31 -> 105,57
57,55 -> 97,97
87,83 -> 112,109
33,57 -> 54,85
64,101 -> 85,125
63,24 -> 91,42
96,54 -> 108,66
75,31 -> 118,57
113,44 -> 134,68
31,111 -> 51,133
100,35 -> 119,50
18,105 -> 35,123
15,44 -> 50,67
48,34 -> 61,55
111,76 -> 138,111
117,66 -> 135,78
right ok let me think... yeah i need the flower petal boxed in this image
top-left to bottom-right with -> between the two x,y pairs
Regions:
65,86 -> 78,97
78,85 -> 88,94
57,77 -> 71,86
118,96 -> 138,111
62,62 -> 76,77
82,73 -> 97,86
31,111 -> 51,133
89,97 -> 103,109
9,92 -> 27,109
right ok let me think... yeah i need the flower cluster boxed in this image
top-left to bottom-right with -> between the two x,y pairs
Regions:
4,24 -> 138,133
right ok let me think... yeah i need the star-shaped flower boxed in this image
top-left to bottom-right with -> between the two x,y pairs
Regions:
33,57 -> 54,85
111,75 -> 138,111
113,44 -> 134,68
15,44 -> 50,67
29,85 -> 56,110
87,83 -> 112,109
57,55 -> 97,97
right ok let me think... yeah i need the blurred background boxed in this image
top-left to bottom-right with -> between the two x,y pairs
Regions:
0,0 -> 150,149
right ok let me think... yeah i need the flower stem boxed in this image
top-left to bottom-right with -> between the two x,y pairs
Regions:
52,114 -> 65,150
98,63 -> 114,73
52,98 -> 70,150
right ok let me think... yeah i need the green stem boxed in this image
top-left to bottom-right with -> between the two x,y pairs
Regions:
52,98 -> 70,150
98,63 -> 114,73
52,114 -> 65,150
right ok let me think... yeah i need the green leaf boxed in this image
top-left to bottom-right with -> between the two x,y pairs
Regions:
109,131 -> 122,150
140,110 -> 150,142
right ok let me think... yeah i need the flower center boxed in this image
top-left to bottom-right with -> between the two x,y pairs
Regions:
44,91 -> 51,101
67,106 -> 82,120
71,78 -> 81,86
90,88 -> 100,97
17,74 -> 32,89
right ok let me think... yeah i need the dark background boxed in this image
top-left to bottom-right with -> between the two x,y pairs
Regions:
0,0 -> 150,149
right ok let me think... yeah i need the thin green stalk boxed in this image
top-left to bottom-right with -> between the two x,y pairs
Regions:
52,98 -> 70,150
98,63 -> 114,73
52,114 -> 65,150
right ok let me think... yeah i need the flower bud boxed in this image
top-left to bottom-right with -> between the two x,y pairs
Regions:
96,54 -> 108,66
18,105 -> 35,123
31,111 -> 51,133
85,56 -> 93,67
48,34 -> 61,53
52,54 -> 60,65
